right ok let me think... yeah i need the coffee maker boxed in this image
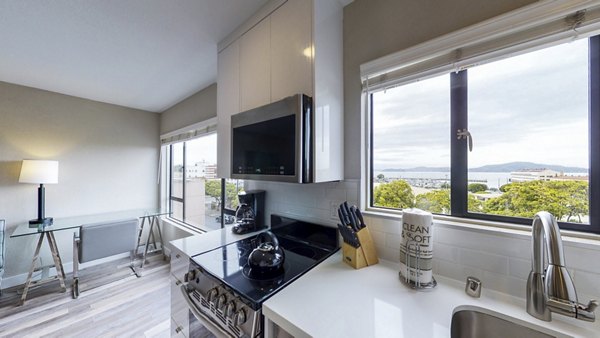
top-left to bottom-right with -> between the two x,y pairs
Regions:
232,190 -> 266,234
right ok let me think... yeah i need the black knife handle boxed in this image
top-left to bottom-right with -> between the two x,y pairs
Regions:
353,206 -> 365,229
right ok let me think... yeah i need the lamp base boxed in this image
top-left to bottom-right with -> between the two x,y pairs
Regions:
29,217 -> 53,227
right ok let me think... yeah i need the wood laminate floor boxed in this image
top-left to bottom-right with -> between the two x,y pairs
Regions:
0,254 -> 171,338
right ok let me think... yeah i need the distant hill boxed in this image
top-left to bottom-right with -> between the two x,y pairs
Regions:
381,166 -> 449,172
380,162 -> 587,173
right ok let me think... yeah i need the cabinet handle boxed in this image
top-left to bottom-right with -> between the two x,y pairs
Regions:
175,326 -> 183,333
175,254 -> 181,259
175,280 -> 182,286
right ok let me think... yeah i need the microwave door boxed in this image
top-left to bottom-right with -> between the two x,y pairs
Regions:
231,94 -> 310,183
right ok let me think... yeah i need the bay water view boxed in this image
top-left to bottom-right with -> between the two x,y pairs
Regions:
374,171 -> 587,190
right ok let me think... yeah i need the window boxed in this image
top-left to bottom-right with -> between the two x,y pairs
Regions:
369,36 -> 599,233
372,73 -> 451,214
166,132 -> 244,231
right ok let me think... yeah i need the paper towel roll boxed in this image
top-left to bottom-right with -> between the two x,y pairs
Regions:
399,208 -> 434,285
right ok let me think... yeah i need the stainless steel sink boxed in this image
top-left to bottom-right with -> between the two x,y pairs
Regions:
451,307 -> 570,338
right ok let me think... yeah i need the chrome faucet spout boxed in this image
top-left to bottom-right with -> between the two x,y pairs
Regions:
526,211 -> 597,322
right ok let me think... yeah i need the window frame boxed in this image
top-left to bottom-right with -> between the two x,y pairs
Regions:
367,36 -> 600,234
167,139 -> 228,230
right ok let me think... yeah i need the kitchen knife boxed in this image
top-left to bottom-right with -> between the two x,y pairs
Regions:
342,202 -> 359,232
352,206 -> 366,229
338,208 -> 347,227
338,223 -> 360,248
337,223 -> 349,243
339,203 -> 352,228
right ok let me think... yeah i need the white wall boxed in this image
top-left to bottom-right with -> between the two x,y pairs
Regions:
0,81 -> 160,279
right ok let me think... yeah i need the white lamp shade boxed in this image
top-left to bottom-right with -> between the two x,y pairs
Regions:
19,160 -> 59,184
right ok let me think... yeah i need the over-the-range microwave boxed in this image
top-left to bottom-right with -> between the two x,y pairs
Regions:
231,94 -> 314,183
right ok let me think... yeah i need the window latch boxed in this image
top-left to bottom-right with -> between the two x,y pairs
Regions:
457,129 -> 473,152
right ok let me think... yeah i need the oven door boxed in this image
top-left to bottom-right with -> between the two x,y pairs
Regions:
180,285 -> 231,338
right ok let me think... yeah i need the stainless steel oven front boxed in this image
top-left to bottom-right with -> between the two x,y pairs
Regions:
181,260 -> 262,338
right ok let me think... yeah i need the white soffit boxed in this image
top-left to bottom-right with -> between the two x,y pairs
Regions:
0,0 -> 268,112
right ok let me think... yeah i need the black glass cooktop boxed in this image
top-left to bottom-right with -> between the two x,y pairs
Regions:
192,215 -> 338,309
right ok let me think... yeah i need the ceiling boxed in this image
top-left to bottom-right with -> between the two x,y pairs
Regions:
0,0 -> 269,112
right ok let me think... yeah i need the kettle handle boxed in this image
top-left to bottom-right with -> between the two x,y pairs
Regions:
257,231 -> 279,249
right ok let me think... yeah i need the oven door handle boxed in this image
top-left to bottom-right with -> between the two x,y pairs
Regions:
180,285 -> 233,338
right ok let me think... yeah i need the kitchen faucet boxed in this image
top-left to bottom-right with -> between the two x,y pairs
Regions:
526,211 -> 598,322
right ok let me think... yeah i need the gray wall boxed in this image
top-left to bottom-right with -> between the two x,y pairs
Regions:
342,0 -> 536,179
0,81 -> 160,278
160,83 -> 217,135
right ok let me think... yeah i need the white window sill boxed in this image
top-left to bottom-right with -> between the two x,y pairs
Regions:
363,208 -> 600,250
160,216 -> 205,236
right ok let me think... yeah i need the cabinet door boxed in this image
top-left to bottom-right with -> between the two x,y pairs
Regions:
171,274 -> 189,337
217,40 -> 240,178
240,17 -> 271,111
270,0 -> 313,102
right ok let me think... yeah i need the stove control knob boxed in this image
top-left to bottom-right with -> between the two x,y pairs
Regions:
225,301 -> 236,318
216,294 -> 227,311
207,288 -> 219,302
185,270 -> 196,282
235,308 -> 247,325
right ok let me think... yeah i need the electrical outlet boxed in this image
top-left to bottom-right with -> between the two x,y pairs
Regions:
330,201 -> 341,220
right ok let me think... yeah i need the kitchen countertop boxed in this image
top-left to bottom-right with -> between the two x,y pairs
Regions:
169,225 -> 264,258
263,252 -> 600,338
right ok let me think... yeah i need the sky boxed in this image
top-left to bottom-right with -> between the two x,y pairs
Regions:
373,37 -> 589,170
171,132 -> 217,166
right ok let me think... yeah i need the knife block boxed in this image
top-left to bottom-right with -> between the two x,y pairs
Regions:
342,226 -> 379,269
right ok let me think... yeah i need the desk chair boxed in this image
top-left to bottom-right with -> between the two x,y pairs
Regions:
72,218 -> 138,298
0,220 -> 5,296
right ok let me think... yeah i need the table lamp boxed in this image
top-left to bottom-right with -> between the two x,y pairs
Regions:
19,160 -> 59,227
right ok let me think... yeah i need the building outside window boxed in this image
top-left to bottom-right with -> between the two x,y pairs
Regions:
167,133 -> 243,231
369,35 -> 597,233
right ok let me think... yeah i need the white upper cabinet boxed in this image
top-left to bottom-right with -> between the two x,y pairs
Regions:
216,40 -> 239,179
217,0 -> 343,182
239,17 -> 271,112
270,0 -> 313,101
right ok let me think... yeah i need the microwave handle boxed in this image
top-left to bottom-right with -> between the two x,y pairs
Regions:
180,285 -> 232,338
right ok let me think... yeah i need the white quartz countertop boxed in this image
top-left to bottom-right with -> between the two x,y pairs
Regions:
263,252 -> 600,338
169,225 -> 263,258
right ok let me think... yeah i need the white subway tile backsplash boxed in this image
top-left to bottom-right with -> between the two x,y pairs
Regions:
434,226 -> 531,260
508,257 -> 531,280
377,246 -> 400,262
370,229 -> 387,249
458,248 -> 509,275
365,216 -> 402,235
385,234 -> 402,251
434,242 -> 459,263
573,270 -> 600,299
324,188 -> 347,202
480,270 -> 527,299
246,179 -> 600,300
434,259 -> 483,285
564,245 -> 600,274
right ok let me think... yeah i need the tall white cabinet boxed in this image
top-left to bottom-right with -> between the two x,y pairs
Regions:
240,17 -> 271,112
216,0 -> 343,182
270,0 -> 313,102
216,40 -> 240,179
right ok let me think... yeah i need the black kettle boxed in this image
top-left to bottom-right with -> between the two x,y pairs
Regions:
248,231 -> 285,274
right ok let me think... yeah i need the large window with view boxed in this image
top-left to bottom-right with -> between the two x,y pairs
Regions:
370,35 -> 599,233
168,133 -> 243,231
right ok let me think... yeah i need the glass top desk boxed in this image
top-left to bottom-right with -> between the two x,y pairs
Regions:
10,208 -> 170,305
